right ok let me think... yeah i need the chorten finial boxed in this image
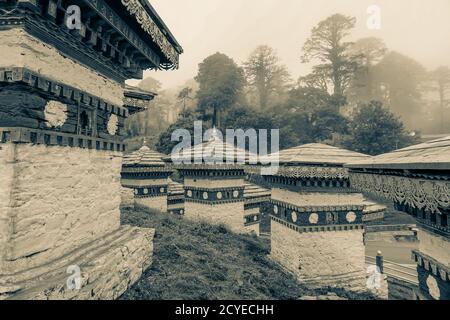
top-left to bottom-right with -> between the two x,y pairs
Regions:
208,126 -> 222,142
140,137 -> 150,151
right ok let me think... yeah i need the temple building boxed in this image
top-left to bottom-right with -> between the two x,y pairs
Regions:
122,146 -> 173,213
346,137 -> 450,300
167,179 -> 185,215
169,129 -> 260,234
244,183 -> 271,236
0,0 -> 182,299
264,143 -> 372,292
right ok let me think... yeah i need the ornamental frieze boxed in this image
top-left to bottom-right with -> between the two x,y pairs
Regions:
274,166 -> 349,180
120,0 -> 180,67
349,173 -> 450,214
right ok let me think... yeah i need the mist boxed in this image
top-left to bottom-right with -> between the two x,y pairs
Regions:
141,0 -> 450,89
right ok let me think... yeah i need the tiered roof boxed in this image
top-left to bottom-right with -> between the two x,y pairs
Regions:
346,136 -> 450,170
276,143 -> 369,166
244,183 -> 271,202
269,143 -> 370,179
123,146 -> 167,167
169,129 -> 258,168
168,179 -> 184,197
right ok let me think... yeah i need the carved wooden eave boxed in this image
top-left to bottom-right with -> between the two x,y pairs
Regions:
346,137 -> 450,235
0,0 -> 182,82
124,84 -> 156,114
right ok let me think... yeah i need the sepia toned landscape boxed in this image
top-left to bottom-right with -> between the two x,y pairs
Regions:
0,0 -> 448,302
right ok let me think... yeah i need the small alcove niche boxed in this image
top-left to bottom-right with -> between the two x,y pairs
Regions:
79,110 -> 90,135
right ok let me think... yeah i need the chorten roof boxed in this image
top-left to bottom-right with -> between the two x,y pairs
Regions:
244,183 -> 271,201
276,143 -> 370,166
168,179 -> 184,196
346,136 -> 450,170
169,128 -> 258,167
123,145 -> 167,167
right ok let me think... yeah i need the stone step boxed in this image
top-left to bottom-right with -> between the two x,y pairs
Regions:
1,225 -> 153,299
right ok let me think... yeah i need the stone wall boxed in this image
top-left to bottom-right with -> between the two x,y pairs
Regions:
1,226 -> 155,300
135,196 -> 168,213
244,223 -> 260,236
0,29 -> 124,105
184,201 -> 249,234
270,219 -> 366,292
120,187 -> 135,208
418,229 -> 450,266
0,144 -> 122,274
387,277 -> 418,300
0,144 -> 14,264
271,187 -> 365,206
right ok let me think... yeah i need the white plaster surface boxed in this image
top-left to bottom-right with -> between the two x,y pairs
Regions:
270,219 -> 366,292
0,29 -> 124,105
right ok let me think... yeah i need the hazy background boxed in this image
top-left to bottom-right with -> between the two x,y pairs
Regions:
139,0 -> 450,89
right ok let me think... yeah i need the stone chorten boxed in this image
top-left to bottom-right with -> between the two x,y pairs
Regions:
167,179 -> 185,215
265,143 -> 371,292
0,0 -> 182,299
169,129 -> 258,234
122,145 -> 173,213
244,183 -> 271,236
347,136 -> 450,300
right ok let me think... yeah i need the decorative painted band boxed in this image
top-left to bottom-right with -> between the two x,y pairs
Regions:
244,218 -> 260,227
270,201 -> 364,227
244,214 -> 260,225
168,198 -> 184,205
244,202 -> 268,210
134,186 -> 168,198
271,216 -> 364,234
185,187 -> 244,203
121,171 -> 173,179
168,208 -> 185,215
412,250 -> 449,282
177,167 -> 246,176
265,176 -> 351,190
245,196 -> 271,205
0,127 -> 125,152
0,67 -> 127,117
270,199 -> 365,213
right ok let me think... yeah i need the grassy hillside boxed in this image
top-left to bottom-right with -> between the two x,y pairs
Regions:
120,208 -> 376,300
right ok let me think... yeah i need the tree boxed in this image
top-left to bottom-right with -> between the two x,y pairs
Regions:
244,45 -> 291,110
347,37 -> 388,103
155,109 -> 204,155
301,14 -> 358,96
195,53 -> 245,127
430,66 -> 450,133
270,86 -> 349,149
343,101 -> 418,155
178,87 -> 193,111
139,77 -> 162,93
372,51 -> 426,128
299,65 -> 330,92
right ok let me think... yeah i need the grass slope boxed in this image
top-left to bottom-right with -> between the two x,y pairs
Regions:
120,208 -> 376,300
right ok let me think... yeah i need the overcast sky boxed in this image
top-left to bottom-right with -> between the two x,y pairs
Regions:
135,0 -> 450,89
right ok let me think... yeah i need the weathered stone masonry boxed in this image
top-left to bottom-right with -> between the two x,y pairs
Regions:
264,143 -> 373,292
0,0 -> 182,299
347,136 -> 450,300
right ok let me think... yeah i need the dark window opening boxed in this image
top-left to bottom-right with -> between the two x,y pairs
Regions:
80,110 -> 90,135
440,214 -> 448,227
430,212 -> 437,224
